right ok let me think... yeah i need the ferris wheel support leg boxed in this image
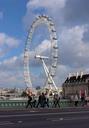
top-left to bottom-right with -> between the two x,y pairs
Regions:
41,59 -> 53,90
41,59 -> 58,91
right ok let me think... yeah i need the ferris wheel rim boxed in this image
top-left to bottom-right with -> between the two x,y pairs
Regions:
24,15 -> 58,89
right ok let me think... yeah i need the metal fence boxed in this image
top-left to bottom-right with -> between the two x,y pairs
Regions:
0,99 -> 82,109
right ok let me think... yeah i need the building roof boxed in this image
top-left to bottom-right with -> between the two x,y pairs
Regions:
64,74 -> 89,83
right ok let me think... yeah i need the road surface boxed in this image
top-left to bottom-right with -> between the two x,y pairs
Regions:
0,107 -> 89,128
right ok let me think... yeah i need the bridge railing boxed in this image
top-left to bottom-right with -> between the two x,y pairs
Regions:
0,99 -> 83,109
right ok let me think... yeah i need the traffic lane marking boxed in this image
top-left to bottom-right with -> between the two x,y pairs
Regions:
0,121 -> 14,126
47,116 -> 89,122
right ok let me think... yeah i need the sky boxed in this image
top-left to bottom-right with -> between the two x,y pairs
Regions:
0,0 -> 89,88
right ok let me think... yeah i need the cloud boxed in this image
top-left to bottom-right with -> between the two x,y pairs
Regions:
0,33 -> 20,48
34,39 -> 51,54
24,0 -> 89,30
0,33 -> 21,56
0,54 -> 23,70
28,0 -> 67,9
28,39 -> 55,71
0,54 -> 24,88
23,0 -> 67,29
3,56 -> 18,66
60,25 -> 89,68
54,64 -> 72,86
63,0 -> 89,25
0,70 -> 24,88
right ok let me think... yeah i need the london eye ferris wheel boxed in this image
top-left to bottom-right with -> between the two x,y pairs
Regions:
24,15 -> 58,93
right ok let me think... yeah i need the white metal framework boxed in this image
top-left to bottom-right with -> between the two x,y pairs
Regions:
24,15 -> 58,91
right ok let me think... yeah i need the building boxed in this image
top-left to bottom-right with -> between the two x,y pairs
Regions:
0,88 -> 24,100
62,73 -> 89,98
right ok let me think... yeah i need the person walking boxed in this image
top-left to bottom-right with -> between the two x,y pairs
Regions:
74,93 -> 79,107
53,94 -> 60,108
41,92 -> 46,108
26,94 -> 32,108
45,93 -> 49,108
26,90 -> 32,108
36,94 -> 42,108
80,90 -> 85,106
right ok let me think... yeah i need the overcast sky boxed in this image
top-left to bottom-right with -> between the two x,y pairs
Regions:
0,0 -> 89,88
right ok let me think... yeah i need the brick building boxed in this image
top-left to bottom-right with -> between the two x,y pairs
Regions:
62,73 -> 89,98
